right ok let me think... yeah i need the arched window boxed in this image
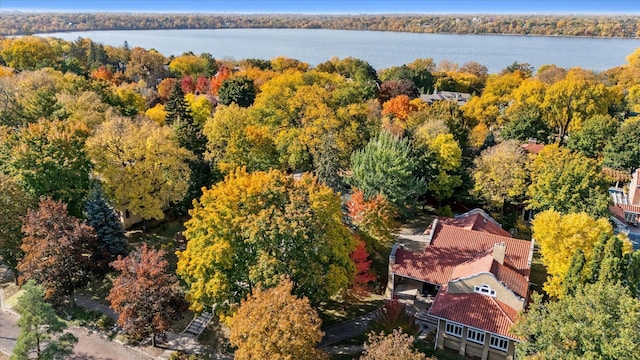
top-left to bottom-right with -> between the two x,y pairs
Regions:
474,284 -> 496,297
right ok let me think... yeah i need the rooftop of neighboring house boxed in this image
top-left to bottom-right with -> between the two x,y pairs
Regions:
520,138 -> 544,154
420,90 -> 471,106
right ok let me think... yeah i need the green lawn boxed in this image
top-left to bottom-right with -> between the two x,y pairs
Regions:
318,293 -> 384,327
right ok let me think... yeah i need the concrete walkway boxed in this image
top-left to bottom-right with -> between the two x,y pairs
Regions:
319,309 -> 380,348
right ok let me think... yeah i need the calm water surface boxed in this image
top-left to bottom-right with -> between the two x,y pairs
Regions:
39,29 -> 640,73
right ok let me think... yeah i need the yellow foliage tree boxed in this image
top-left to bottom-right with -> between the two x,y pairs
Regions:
203,104 -> 279,173
462,71 -> 525,126
144,103 -> 166,125
531,210 -> 621,298
542,68 -> 621,144
176,168 -> 356,312
184,93 -> 212,127
86,116 -> 193,220
168,55 -> 209,77
230,278 -> 326,360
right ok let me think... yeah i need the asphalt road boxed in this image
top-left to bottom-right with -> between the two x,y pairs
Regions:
0,309 -> 153,359
0,310 -> 19,355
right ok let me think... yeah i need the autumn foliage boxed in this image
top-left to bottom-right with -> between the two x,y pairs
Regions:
177,168 -> 356,311
347,189 -> 399,245
350,237 -> 376,296
108,243 -> 186,346
209,65 -> 231,96
19,198 -> 96,307
230,278 -> 326,360
361,329 -> 432,360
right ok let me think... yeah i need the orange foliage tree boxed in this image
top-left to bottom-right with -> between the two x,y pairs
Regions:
347,189 -> 398,245
209,65 -> 231,96
230,278 -> 326,360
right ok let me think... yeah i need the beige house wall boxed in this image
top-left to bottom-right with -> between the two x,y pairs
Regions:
435,319 -> 516,360
447,273 -> 525,311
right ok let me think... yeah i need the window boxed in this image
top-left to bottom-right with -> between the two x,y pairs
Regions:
474,284 -> 497,297
490,335 -> 509,352
445,322 -> 463,337
467,328 -> 485,345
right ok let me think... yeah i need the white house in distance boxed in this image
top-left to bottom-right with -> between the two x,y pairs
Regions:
387,209 -> 534,360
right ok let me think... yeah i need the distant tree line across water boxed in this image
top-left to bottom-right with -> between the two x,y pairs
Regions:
0,12 -> 639,38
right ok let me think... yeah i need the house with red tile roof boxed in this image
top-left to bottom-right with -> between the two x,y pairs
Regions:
387,209 -> 534,360
520,138 -> 544,155
609,169 -> 640,249
610,169 -> 640,227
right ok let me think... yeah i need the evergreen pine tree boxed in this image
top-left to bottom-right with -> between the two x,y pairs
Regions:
164,82 -> 191,125
313,133 -> 346,194
11,280 -> 77,360
84,186 -> 128,269
167,83 -> 218,215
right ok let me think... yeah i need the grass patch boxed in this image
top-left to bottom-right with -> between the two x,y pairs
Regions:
318,293 -> 384,327
529,244 -> 548,295
80,273 -> 116,305
62,307 -> 113,330
4,287 -> 23,310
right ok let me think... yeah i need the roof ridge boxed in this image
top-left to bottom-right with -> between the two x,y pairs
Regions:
489,296 -> 516,325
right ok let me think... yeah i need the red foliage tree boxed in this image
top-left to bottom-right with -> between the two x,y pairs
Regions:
180,75 -> 195,94
209,65 -> 231,96
107,243 -> 186,347
195,76 -> 209,95
350,237 -> 376,297
18,198 -> 96,308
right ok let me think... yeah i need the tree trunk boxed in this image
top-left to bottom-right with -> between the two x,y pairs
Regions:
69,288 -> 75,309
151,334 -> 156,347
12,269 -> 18,285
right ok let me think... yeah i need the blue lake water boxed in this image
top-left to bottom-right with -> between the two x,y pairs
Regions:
39,29 -> 640,73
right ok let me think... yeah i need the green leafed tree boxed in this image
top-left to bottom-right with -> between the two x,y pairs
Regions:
218,76 -> 256,107
176,168 -> 356,312
567,114 -> 619,159
0,174 -> 35,284
500,103 -> 550,143
347,131 -> 426,214
512,282 -> 640,360
527,144 -> 611,218
603,116 -> 640,172
0,119 -> 93,218
11,280 -> 78,360
472,140 -> 529,209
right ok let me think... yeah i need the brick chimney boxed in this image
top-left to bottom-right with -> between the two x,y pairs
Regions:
493,242 -> 506,265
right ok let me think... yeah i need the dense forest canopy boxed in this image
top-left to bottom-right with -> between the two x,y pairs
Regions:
0,12 -> 639,38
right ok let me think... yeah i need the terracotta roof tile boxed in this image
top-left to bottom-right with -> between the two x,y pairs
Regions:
428,286 -> 522,340
440,212 -> 512,238
521,142 -> 544,154
392,223 -> 531,285
610,204 -> 627,223
618,203 -> 640,214
490,261 -> 530,299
